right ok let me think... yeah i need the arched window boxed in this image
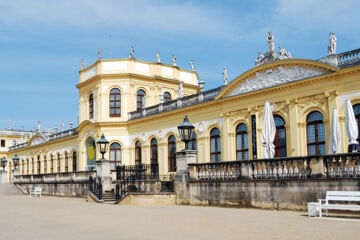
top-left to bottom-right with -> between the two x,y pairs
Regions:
164,92 -> 171,102
236,123 -> 249,160
89,94 -> 94,119
210,128 -> 221,162
168,135 -> 176,171
21,159 -> 24,175
110,142 -> 122,170
354,104 -> 360,143
135,141 -> 142,165
65,152 -> 68,172
86,137 -> 96,170
150,138 -> 158,164
57,154 -> 61,172
274,115 -> 287,157
186,132 -> 197,150
72,152 -> 77,172
307,111 -> 325,155
50,154 -> 54,173
110,88 -> 121,117
43,155 -> 47,174
137,90 -> 146,110
37,155 -> 41,174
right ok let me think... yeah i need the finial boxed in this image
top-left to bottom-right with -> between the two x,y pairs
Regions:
37,121 -> 41,132
61,122 -> 64,132
69,122 -> 73,130
199,80 -> 205,92
156,50 -> 160,63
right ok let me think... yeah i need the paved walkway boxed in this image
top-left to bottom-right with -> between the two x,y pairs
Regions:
0,184 -> 359,240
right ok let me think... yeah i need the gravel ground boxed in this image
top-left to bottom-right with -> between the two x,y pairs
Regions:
0,183 -> 359,240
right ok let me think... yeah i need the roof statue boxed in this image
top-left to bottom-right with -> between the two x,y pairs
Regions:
178,81 -> 183,98
156,50 -> 160,63
190,60 -> 195,71
328,32 -> 337,55
267,32 -> 275,52
172,54 -> 177,66
254,32 -> 292,66
129,45 -> 135,59
222,67 -> 228,85
98,48 -> 102,60
279,46 -> 292,60
255,51 -> 264,66
80,58 -> 85,70
61,122 -> 65,132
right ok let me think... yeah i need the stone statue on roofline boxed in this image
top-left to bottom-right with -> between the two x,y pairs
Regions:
129,45 -> 135,59
328,32 -> 337,55
80,58 -> 85,70
156,50 -> 160,63
172,54 -> 177,66
279,46 -> 292,60
255,50 -> 265,66
267,31 -> 275,52
190,60 -> 195,71
222,67 -> 228,85
98,48 -> 102,60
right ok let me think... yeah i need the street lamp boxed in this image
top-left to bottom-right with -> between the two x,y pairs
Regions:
12,154 -> 20,169
177,115 -> 195,150
1,157 -> 8,171
96,134 -> 109,159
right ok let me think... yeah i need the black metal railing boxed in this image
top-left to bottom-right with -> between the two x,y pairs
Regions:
89,176 -> 102,200
116,163 -> 159,181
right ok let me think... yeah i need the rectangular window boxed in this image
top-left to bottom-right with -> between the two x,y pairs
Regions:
1,140 -> 5,147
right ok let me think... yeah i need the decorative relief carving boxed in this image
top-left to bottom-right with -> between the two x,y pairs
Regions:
229,66 -> 330,97
29,137 -> 46,147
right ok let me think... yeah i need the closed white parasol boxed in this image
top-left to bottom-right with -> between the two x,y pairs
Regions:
262,101 -> 276,158
328,108 -> 341,154
345,100 -> 359,152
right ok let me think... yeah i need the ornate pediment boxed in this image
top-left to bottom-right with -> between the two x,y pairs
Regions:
228,65 -> 331,97
28,136 -> 47,147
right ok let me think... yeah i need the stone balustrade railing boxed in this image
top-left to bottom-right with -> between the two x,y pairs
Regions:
13,171 -> 96,184
337,48 -> 360,67
188,152 -> 360,181
128,86 -> 224,120
9,129 -> 78,151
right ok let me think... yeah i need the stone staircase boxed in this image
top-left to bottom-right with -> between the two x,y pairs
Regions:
102,191 -> 117,204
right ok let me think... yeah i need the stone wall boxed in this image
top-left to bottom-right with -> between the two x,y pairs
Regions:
14,171 -> 96,198
176,179 -> 360,210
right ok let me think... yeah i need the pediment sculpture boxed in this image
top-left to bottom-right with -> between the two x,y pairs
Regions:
228,65 -> 331,97
29,136 -> 47,147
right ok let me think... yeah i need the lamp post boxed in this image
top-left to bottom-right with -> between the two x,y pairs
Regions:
95,134 -> 111,193
1,157 -> 7,171
177,115 -> 195,150
96,133 -> 109,159
12,154 -> 20,169
1,157 -> 8,183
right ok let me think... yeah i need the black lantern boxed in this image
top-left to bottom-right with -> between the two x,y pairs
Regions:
1,157 -> 8,170
96,133 -> 109,159
177,115 -> 195,150
12,154 -> 20,169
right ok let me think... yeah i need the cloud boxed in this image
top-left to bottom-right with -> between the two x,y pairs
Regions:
0,0 -> 230,35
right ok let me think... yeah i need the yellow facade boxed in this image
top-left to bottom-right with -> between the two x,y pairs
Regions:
3,47 -> 360,180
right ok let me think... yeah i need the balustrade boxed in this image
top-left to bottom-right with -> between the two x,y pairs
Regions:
189,153 -> 360,181
337,49 -> 360,67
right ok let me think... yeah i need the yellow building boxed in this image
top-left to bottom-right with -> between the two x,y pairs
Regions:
3,34 -> 360,184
